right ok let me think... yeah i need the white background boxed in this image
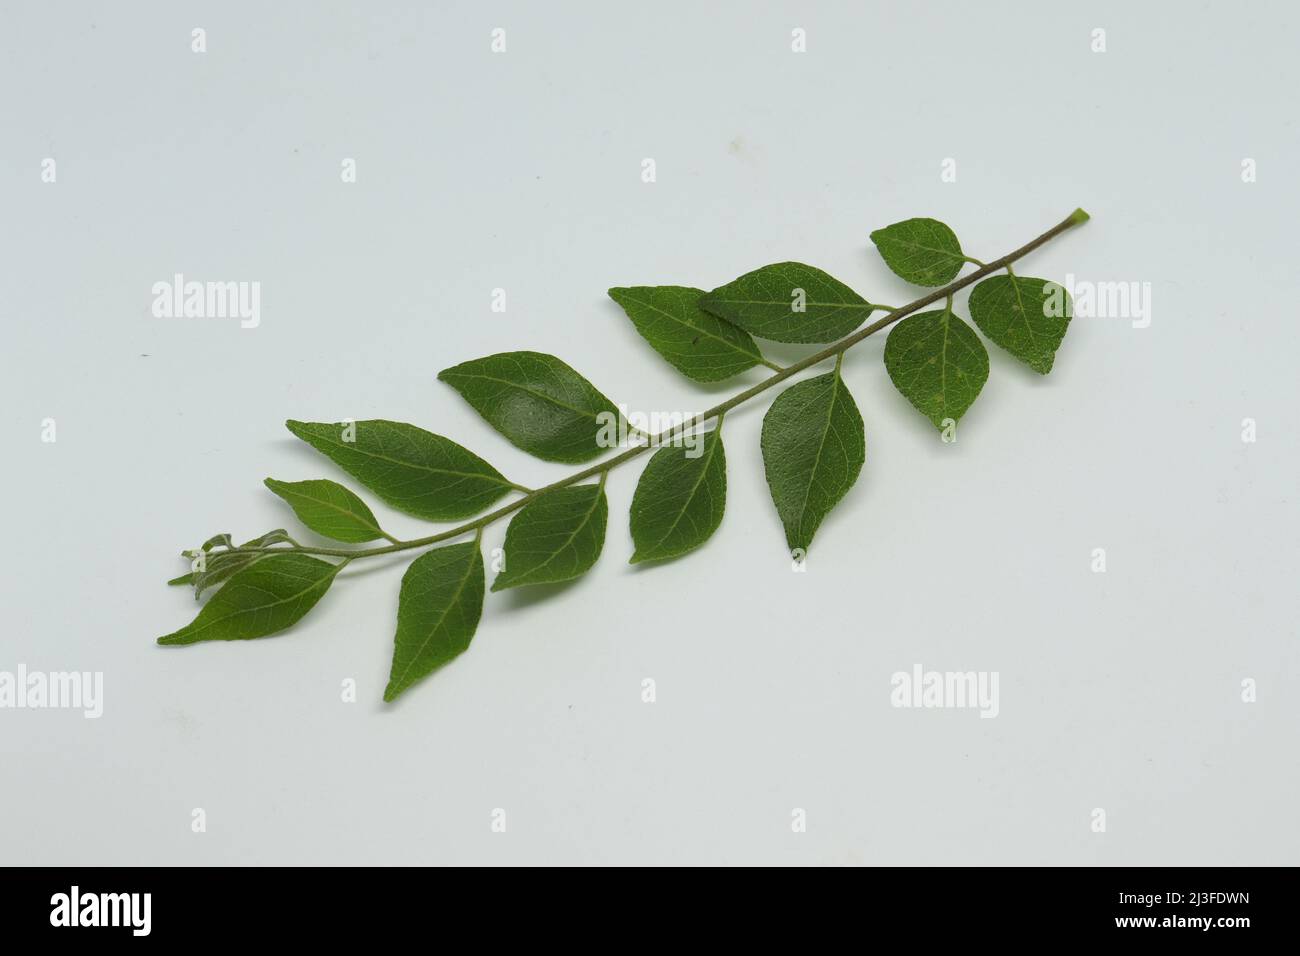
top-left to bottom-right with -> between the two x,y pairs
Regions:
2,1 -> 1297,865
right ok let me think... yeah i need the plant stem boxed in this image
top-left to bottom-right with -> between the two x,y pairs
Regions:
222,208 -> 1088,564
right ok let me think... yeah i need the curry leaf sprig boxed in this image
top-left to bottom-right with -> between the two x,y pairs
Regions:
159,209 -> 1091,702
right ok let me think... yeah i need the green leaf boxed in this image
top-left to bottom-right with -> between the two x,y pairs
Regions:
438,352 -> 621,463
760,368 -> 865,552
883,307 -> 989,428
869,218 -> 966,286
286,420 -> 514,520
158,553 -> 342,645
384,542 -> 485,702
629,428 -> 727,563
264,478 -> 387,543
167,572 -> 194,586
699,262 -> 876,343
492,483 -> 608,590
967,274 -> 1071,374
607,286 -> 767,382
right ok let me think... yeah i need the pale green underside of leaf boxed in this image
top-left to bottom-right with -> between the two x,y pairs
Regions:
190,551 -> 265,598
158,553 -> 341,645
438,351 -> 621,463
760,370 -> 865,552
967,274 -> 1071,374
244,529 -> 294,548
700,262 -> 876,343
286,419 -> 512,521
869,217 -> 965,286
264,477 -> 387,543
883,308 -> 989,428
201,533 -> 233,552
492,483 -> 608,590
629,428 -> 727,563
608,286 -> 765,382
384,542 -> 485,702
184,530 -> 290,597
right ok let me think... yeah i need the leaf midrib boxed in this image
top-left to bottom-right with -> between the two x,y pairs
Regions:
1007,275 -> 1045,347
299,428 -> 512,490
170,563 -> 338,641
501,488 -> 603,586
794,373 -> 843,532
442,371 -> 610,423
887,237 -> 963,261
390,550 -> 478,692
708,297 -> 870,310
639,433 -> 720,557
619,291 -> 761,362
274,482 -> 383,537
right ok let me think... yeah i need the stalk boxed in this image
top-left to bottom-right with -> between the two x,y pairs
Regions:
221,208 -> 1089,563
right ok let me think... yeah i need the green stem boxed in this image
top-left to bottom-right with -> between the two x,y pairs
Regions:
221,209 -> 1088,565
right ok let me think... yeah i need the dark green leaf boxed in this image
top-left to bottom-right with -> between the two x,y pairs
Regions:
167,573 -> 194,586
384,542 -> 485,702
629,428 -> 726,563
492,483 -> 607,590
607,286 -> 766,382
869,218 -> 965,286
967,274 -> 1071,374
265,477 -> 387,543
883,307 -> 989,428
438,352 -> 621,463
158,553 -> 342,645
699,262 -> 876,343
286,419 -> 514,520
760,368 -> 865,552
